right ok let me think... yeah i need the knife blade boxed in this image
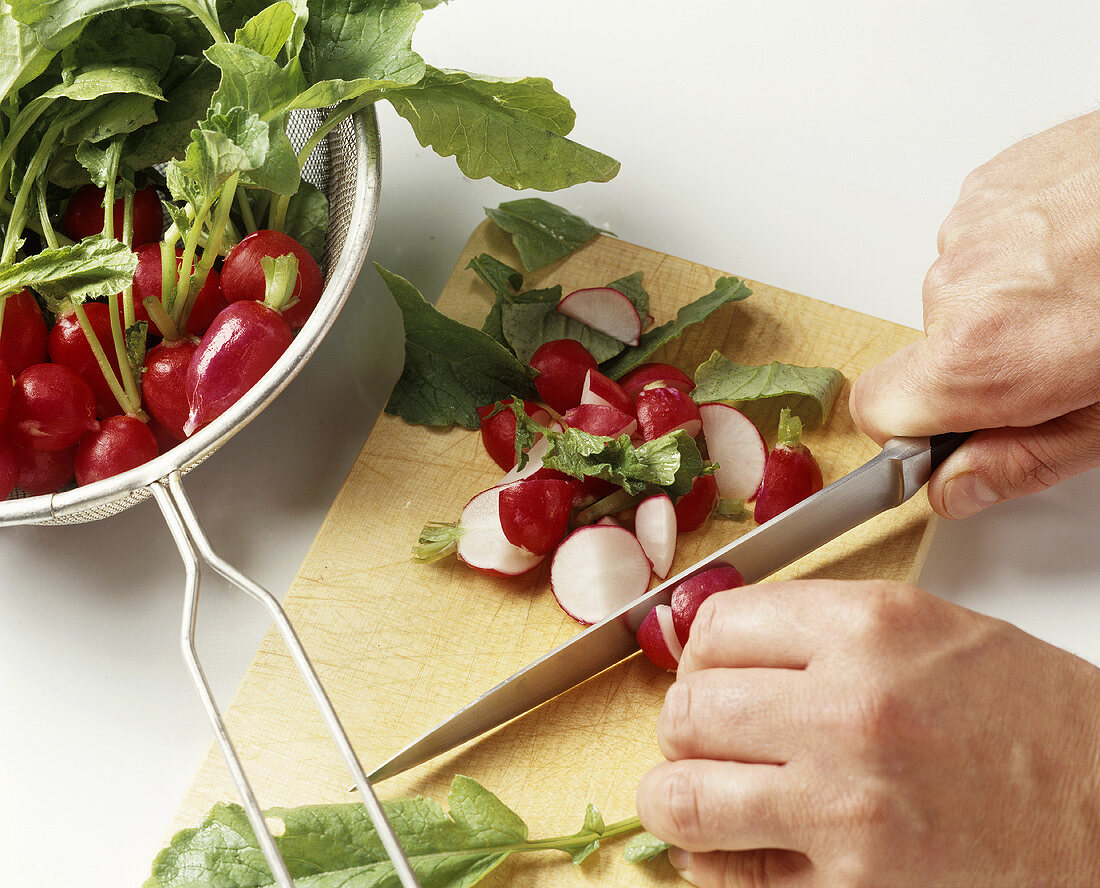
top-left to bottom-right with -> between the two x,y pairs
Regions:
368,432 -> 969,784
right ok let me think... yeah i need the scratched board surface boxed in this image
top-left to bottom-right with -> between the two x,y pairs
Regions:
168,221 -> 937,885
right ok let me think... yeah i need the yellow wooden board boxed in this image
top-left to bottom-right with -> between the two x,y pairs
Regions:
169,221 -> 936,885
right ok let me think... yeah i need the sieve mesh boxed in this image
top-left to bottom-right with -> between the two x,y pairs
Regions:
0,107 -> 381,527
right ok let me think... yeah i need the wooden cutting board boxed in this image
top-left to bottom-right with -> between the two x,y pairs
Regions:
169,221 -> 936,884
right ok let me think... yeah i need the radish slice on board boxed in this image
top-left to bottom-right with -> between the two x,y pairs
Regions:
551,524 -> 652,624
618,362 -> 696,399
698,402 -> 767,500
555,287 -> 642,345
529,339 -> 599,413
635,493 -> 677,579
561,403 -> 637,437
455,486 -> 546,577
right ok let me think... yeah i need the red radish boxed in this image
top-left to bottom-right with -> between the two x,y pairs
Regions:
754,408 -> 824,524
635,493 -> 677,579
580,368 -> 635,417
635,386 -> 702,440
220,230 -> 323,330
498,477 -> 576,555
0,358 -> 11,425
130,243 -> 226,338
13,442 -> 77,494
142,338 -> 199,441
61,184 -> 164,246
0,433 -> 17,500
555,287 -> 642,345
674,472 -> 719,532
183,300 -> 293,436
550,524 -> 652,624
636,604 -> 683,671
670,563 -> 745,645
477,399 -> 550,471
618,362 -> 695,399
529,339 -> 598,413
74,415 -> 158,485
4,363 -> 97,452
48,303 -> 125,417
0,289 -> 48,375
698,402 -> 767,500
561,403 -> 636,437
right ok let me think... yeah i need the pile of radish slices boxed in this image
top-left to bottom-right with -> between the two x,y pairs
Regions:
416,294 -> 826,670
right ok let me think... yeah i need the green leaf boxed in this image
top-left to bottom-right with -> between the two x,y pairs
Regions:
607,270 -> 649,320
602,276 -> 752,380
386,66 -> 620,191
447,775 -> 528,844
467,253 -> 523,345
379,264 -> 537,429
621,831 -> 671,864
234,1 -> 298,59
501,298 -> 626,366
10,0 -> 223,50
122,60 -> 221,172
691,351 -> 845,430
165,105 -> 269,208
0,235 -> 137,304
484,198 -> 608,271
0,1 -> 57,99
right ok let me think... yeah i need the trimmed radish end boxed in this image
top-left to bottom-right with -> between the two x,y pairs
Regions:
698,402 -> 767,500
754,408 -> 824,524
498,477 -> 575,555
555,287 -> 642,345
635,493 -> 677,579
580,368 -> 635,417
637,604 -> 682,671
670,564 -> 746,645
529,339 -> 598,413
618,363 -> 696,399
551,524 -> 652,624
635,387 -> 703,441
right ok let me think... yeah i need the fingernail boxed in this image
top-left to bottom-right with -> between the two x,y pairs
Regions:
942,472 -> 999,519
667,847 -> 700,884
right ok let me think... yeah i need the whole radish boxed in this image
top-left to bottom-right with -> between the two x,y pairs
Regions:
0,357 -> 11,425
0,432 -> 17,500
48,302 -> 125,417
670,563 -> 745,645
130,243 -> 226,338
634,386 -> 702,440
74,415 -> 159,485
183,255 -> 297,436
62,184 -> 164,246
142,338 -> 199,442
4,363 -> 97,451
0,289 -> 49,375
220,230 -> 322,330
754,408 -> 824,524
617,362 -> 695,399
13,442 -> 77,494
529,338 -> 598,413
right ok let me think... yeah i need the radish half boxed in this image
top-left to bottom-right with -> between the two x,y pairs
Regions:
551,524 -> 652,624
456,485 -> 546,576
637,604 -> 683,671
698,402 -> 767,500
580,369 -> 635,417
635,493 -> 677,579
555,287 -> 642,345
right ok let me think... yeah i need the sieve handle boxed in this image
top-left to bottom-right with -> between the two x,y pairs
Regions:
152,471 -> 421,888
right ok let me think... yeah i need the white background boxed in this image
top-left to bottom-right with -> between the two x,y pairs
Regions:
3,1 -> 1100,882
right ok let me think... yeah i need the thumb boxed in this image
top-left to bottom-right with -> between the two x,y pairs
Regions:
928,403 -> 1100,519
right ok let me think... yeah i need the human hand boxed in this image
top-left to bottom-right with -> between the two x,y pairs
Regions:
850,111 -> 1100,519
635,579 -> 1100,887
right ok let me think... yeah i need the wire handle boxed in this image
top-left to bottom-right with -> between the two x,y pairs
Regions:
152,471 -> 421,888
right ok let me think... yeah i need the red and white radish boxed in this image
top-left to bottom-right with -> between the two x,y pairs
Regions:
0,433 -> 17,500
4,363 -> 97,452
142,338 -> 199,442
754,408 -> 824,524
618,362 -> 696,399
550,524 -> 652,624
74,415 -> 158,486
0,289 -> 48,376
47,303 -> 125,418
636,604 -> 683,671
561,403 -> 636,438
446,485 -> 546,576
674,472 -> 719,532
555,287 -> 642,345
635,386 -> 702,440
0,358 -> 11,425
220,230 -> 323,330
635,493 -> 677,579
61,184 -> 164,246
669,563 -> 745,645
498,477 -> 576,555
698,402 -> 767,500
580,368 -> 635,417
477,399 -> 550,471
528,338 -> 598,413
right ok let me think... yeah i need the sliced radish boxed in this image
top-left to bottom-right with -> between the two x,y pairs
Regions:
498,478 -> 575,555
635,387 -> 702,440
635,493 -> 677,579
670,563 -> 746,645
637,604 -> 683,671
477,399 -> 551,471
529,339 -> 599,413
551,524 -> 652,624
617,363 -> 696,399
580,368 -> 635,417
674,473 -> 719,532
561,403 -> 637,438
698,402 -> 767,500
555,287 -> 642,345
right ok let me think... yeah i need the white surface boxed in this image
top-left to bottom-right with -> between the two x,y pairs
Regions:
3,1 -> 1100,882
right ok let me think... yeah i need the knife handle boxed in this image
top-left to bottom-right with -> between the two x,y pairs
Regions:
929,431 -> 973,473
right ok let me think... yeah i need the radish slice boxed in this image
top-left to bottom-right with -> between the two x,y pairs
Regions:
635,493 -> 677,579
656,605 -> 684,661
555,287 -> 642,345
457,486 -> 546,577
698,402 -> 767,500
637,604 -> 682,671
561,403 -> 637,437
580,369 -> 635,417
500,420 -> 564,484
551,524 -> 652,624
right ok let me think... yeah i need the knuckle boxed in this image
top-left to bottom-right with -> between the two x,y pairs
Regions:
657,681 -> 697,758
999,435 -> 1066,494
850,580 -> 923,645
686,594 -> 725,659
657,764 -> 710,844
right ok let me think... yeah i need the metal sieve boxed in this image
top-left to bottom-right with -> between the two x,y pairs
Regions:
0,107 -> 422,887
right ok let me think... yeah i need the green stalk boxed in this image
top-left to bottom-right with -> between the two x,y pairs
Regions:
7,195 -> 74,245
120,192 -> 136,329
2,120 -> 64,264
575,488 -> 644,527
178,172 -> 238,330
35,176 -> 59,250
0,97 -> 52,207
171,192 -> 215,325
70,300 -> 137,416
143,293 -> 181,342
236,187 -> 257,235
100,139 -> 124,240
181,0 -> 230,44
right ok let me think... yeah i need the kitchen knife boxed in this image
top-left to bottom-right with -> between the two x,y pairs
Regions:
368,432 -> 969,784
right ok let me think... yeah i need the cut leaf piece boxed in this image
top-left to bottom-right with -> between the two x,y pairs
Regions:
698,402 -> 767,501
556,287 -> 641,345
485,198 -> 609,270
551,525 -> 652,624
